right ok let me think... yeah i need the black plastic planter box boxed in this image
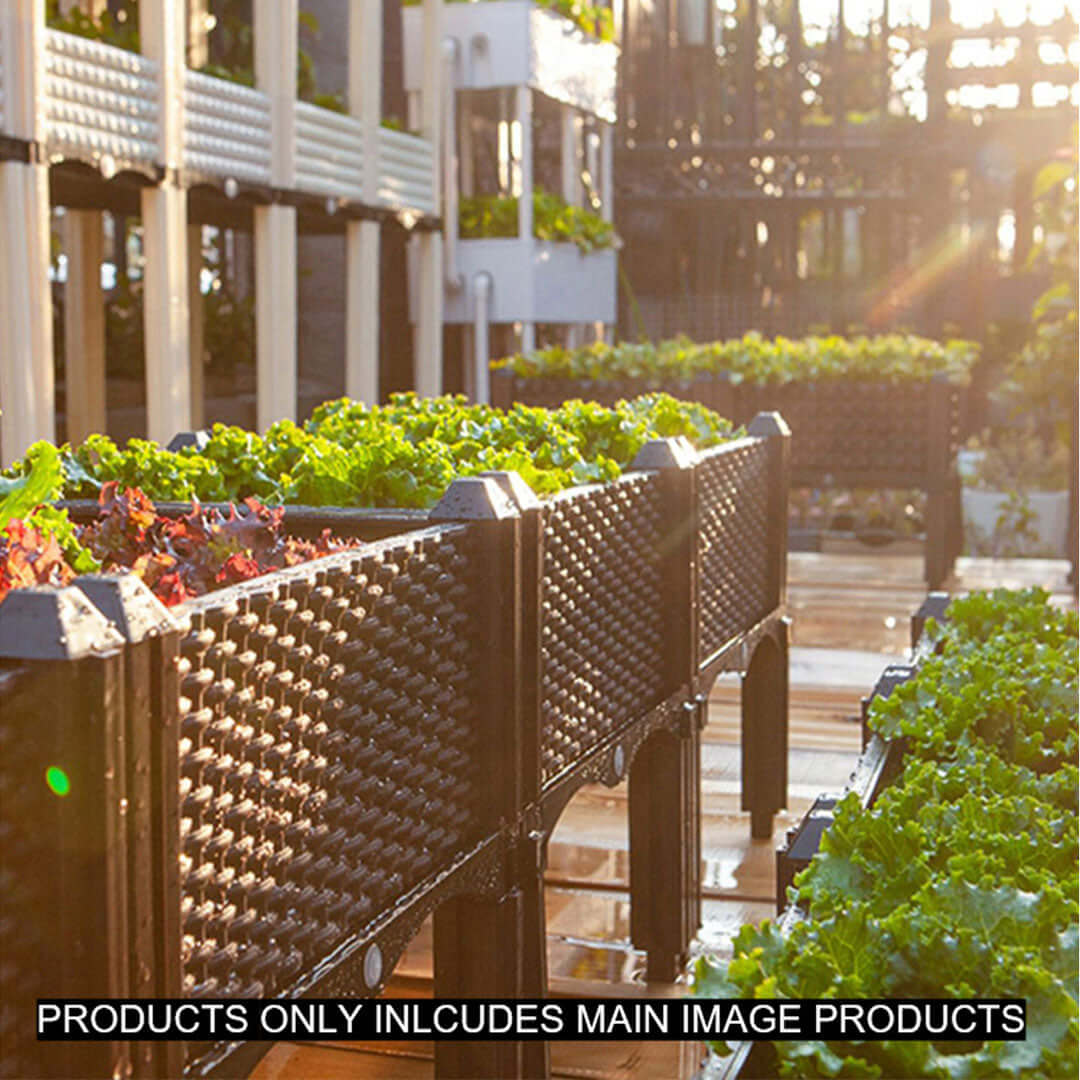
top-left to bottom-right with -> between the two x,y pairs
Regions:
493,369 -> 967,587
0,422 -> 790,1080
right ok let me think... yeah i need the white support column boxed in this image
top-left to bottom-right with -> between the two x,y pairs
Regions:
64,211 -> 107,444
597,120 -> 614,344
254,0 -> 298,428
516,85 -> 534,355
253,211 -> 297,426
600,120 -> 613,222
441,39 -> 460,290
187,224 -> 205,429
472,273 -> 491,404
414,0 -> 444,397
415,231 -> 444,397
346,223 -> 381,404
459,93 -> 475,197
520,321 -> 536,353
140,0 -> 191,444
560,104 -> 582,207
345,0 -> 382,405
0,0 -> 55,463
187,0 -> 210,68
0,166 -> 55,461
141,186 -> 191,443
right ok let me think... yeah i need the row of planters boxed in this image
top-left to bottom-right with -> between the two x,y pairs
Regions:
696,587 -> 1078,1078
493,333 -> 978,586
0,393 -> 790,1080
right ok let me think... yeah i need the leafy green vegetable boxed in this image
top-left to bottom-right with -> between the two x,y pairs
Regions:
498,332 -> 979,386
0,443 -> 65,527
0,443 -> 97,574
460,188 -> 617,254
694,590 -> 1079,1078
6,393 -> 740,510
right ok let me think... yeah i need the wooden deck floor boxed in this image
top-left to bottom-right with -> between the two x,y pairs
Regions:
252,553 -> 1075,1080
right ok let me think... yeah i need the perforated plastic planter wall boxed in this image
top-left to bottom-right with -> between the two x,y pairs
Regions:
492,369 -> 967,587
1,424 -> 790,1080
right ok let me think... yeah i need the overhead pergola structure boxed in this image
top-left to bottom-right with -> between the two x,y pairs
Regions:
0,0 -> 447,465
613,0 -> 1078,343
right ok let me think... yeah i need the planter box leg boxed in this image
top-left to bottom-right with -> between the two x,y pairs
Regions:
925,488 -> 948,588
520,857 -> 551,1080
433,888 -> 541,1079
629,718 -> 702,983
949,474 -> 964,572
741,623 -> 789,840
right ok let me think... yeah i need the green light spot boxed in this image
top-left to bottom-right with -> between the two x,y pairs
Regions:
45,766 -> 71,797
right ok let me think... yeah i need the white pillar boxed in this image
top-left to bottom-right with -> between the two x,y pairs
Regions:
345,0 -> 382,405
187,224 -> 205,429
598,120 -> 614,344
415,231 -> 444,397
520,321 -> 536,353
472,273 -> 491,404
254,0 -> 298,428
186,0 -> 210,68
560,104 -> 581,207
516,86 -> 534,354
140,0 -> 191,444
599,121 -> 613,222
414,0 -> 444,396
0,165 -> 55,462
459,93 -> 475,197
64,211 -> 107,444
346,223 -> 380,404
141,186 -> 191,443
0,0 -> 55,463
253,208 -> 297,428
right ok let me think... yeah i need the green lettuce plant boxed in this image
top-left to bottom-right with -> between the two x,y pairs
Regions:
694,589 -> 1079,1078
498,333 -> 979,385
6,393 -> 740,510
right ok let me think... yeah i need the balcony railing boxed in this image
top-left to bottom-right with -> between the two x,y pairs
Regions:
294,99 -> 366,200
8,29 -> 438,217
376,124 -> 437,216
183,69 -> 272,187
43,29 -> 159,172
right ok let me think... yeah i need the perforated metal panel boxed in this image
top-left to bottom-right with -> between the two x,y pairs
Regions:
540,474 -> 666,784
697,442 -> 771,661
175,526 -> 483,1002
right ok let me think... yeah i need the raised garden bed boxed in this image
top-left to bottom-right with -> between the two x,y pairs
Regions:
493,335 -> 977,586
701,588 -> 1078,1079
0,396 -> 790,1079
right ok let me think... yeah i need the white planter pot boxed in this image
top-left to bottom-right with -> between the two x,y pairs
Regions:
410,237 -> 617,324
962,489 -> 1070,557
